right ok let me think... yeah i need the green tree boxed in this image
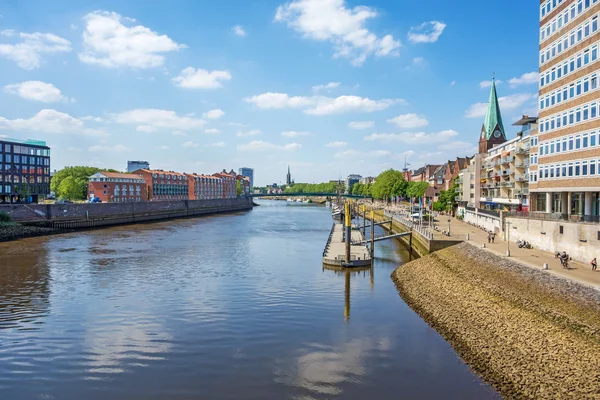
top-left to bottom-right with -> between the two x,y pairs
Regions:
236,180 -> 243,196
371,169 -> 406,200
51,166 -> 119,200
406,181 -> 429,199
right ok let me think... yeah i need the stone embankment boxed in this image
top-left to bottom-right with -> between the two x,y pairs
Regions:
0,225 -> 60,242
392,242 -> 600,399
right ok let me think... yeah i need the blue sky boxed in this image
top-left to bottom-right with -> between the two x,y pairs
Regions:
0,0 -> 540,186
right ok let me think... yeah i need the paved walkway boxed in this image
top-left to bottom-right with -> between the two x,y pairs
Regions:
323,224 -> 370,263
445,216 -> 600,290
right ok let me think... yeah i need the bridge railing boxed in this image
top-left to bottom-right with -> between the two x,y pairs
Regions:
251,193 -> 372,199
384,211 -> 433,240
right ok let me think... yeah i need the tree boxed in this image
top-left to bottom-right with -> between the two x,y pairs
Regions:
51,166 -> 119,200
236,180 -> 243,196
406,181 -> 429,199
437,179 -> 459,212
371,169 -> 406,200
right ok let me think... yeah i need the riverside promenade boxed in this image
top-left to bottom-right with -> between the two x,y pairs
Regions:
378,201 -> 600,290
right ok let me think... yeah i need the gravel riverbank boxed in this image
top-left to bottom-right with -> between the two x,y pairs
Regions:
392,242 -> 600,399
0,224 -> 61,242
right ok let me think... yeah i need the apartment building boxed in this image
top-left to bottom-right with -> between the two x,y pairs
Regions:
0,138 -> 51,203
88,172 -> 146,203
212,169 -> 237,199
534,0 -> 600,219
135,169 -> 190,201
187,174 -> 223,200
457,158 -> 477,207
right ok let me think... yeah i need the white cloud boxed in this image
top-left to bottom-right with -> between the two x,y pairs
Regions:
436,141 -> 476,151
202,109 -> 225,119
450,81 -> 456,86
348,121 -> 374,129
155,145 -> 169,150
232,25 -> 247,37
204,128 -> 221,134
112,108 -> 206,131
274,0 -> 400,66
412,57 -> 425,65
172,67 -> 232,89
88,144 -> 128,152
236,129 -> 261,137
172,130 -> 187,136
182,141 -> 200,148
209,141 -> 226,147
387,113 -> 428,129
480,80 -> 502,88
245,92 -> 405,115
224,122 -> 244,127
281,130 -> 311,137
364,129 -> 458,144
0,109 -> 108,136
0,31 -> 71,69
79,11 -> 184,68
136,125 -> 157,132
80,116 -> 105,122
4,81 -> 71,103
408,21 -> 446,43
508,72 -> 539,87
334,149 -> 390,158
325,141 -> 348,147
237,140 -> 302,151
465,93 -> 537,118
312,82 -> 340,93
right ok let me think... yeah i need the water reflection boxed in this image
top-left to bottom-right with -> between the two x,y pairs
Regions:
0,244 -> 50,330
322,265 -> 373,320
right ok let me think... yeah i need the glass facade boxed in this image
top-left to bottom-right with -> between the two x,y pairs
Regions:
0,139 -> 51,203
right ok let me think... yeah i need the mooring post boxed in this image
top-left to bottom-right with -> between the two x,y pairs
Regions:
370,209 -> 375,260
345,202 -> 351,264
362,207 -> 366,235
409,226 -> 413,255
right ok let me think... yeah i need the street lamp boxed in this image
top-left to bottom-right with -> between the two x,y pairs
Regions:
447,218 -> 451,236
506,221 -> 511,257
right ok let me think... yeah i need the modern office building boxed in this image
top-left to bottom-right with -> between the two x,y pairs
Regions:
127,160 -> 150,173
534,0 -> 600,219
0,138 -> 51,203
88,172 -> 146,203
238,167 -> 254,188
345,174 -> 362,194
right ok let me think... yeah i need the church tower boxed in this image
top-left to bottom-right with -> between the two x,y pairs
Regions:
286,165 -> 292,185
478,79 -> 507,154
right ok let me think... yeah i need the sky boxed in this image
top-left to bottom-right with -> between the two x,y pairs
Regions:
0,0 -> 540,186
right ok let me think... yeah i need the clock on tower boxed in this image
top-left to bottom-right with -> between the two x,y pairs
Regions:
494,130 -> 502,138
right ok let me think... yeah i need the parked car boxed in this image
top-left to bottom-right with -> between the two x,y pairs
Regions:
89,197 -> 102,203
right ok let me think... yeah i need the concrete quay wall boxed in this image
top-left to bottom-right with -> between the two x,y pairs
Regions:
0,197 -> 253,227
506,216 -> 600,264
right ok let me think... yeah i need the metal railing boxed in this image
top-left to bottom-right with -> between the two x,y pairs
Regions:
507,211 -> 600,223
384,211 -> 433,240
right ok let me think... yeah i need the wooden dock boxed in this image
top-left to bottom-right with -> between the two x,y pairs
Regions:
322,223 -> 372,267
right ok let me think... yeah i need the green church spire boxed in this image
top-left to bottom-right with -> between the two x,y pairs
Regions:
482,79 -> 505,140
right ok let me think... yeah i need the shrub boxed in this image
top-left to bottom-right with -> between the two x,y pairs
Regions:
0,211 -> 11,223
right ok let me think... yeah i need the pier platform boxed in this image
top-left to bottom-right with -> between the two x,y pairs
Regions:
323,223 -> 371,267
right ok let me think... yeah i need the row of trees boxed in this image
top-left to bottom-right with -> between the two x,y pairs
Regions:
351,169 -> 430,201
50,166 -> 119,200
283,181 -> 344,194
432,181 -> 459,212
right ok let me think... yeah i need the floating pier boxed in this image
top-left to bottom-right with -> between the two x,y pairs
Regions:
322,203 -> 372,267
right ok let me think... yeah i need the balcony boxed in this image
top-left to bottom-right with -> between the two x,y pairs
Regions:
515,175 -> 528,182
515,148 -> 527,155
514,161 -> 525,168
502,169 -> 512,176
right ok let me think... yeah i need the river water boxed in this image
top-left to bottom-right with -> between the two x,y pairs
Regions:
0,200 -> 497,399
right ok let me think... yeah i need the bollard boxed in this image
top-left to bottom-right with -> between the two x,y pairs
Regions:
482,243 -> 486,248
506,250 -> 510,257
466,233 -> 469,241
542,263 -> 549,270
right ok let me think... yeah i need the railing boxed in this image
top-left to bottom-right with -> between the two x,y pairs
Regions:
384,211 -> 433,240
507,211 -> 600,223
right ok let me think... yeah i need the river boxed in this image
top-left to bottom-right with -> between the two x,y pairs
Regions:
0,200 -> 498,399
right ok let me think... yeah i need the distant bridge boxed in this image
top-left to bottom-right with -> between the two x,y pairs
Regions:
250,192 -> 372,199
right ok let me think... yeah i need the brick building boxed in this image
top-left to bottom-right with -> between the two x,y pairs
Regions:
532,0 -> 600,219
188,174 -> 223,200
88,172 -> 146,203
212,169 -> 237,199
236,175 -> 250,195
0,138 -> 51,203
135,169 -> 189,201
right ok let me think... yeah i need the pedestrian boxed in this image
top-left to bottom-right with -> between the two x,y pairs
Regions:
487,233 -> 491,244
491,233 -> 495,243
592,257 -> 597,271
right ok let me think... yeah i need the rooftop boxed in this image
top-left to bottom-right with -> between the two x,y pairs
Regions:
512,115 -> 538,126
0,137 -> 48,147
93,172 -> 145,180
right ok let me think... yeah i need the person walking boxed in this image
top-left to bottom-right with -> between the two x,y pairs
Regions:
592,257 -> 597,271
491,233 -> 495,244
487,233 -> 491,244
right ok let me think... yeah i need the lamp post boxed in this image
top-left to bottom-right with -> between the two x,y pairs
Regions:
506,220 -> 511,257
447,218 -> 451,236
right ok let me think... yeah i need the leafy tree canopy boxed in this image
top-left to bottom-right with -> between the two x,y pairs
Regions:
284,181 -> 344,194
50,166 -> 119,200
406,181 -> 429,199
371,169 -> 407,200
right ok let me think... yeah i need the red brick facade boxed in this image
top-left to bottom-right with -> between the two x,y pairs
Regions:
88,172 -> 147,203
